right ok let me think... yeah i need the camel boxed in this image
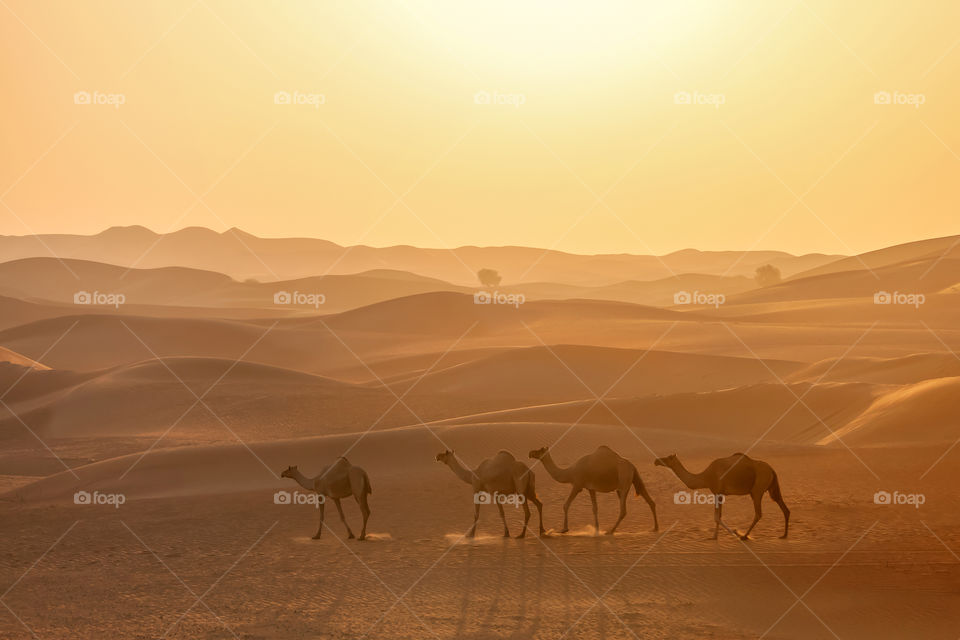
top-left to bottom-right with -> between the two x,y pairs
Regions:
279,457 -> 372,540
653,453 -> 789,540
435,449 -> 545,538
528,445 -> 658,535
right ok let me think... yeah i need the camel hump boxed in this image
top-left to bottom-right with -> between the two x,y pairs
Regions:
494,450 -> 517,461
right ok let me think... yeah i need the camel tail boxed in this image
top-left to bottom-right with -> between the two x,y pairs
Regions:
364,471 -> 372,495
768,471 -> 783,502
632,467 -> 644,496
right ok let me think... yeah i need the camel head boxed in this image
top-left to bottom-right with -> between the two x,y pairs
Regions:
528,446 -> 548,460
279,465 -> 298,479
435,450 -> 455,464
653,454 -> 678,468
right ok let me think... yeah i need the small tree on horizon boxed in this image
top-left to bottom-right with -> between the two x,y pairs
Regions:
755,264 -> 782,287
477,268 -> 502,288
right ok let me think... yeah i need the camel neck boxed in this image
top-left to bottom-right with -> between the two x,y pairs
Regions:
671,461 -> 707,490
291,470 -> 316,491
445,458 -> 477,485
539,453 -> 573,483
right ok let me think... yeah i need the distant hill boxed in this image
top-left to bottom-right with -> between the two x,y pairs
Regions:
0,226 -> 843,286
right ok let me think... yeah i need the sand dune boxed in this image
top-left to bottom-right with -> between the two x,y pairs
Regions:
790,352 -> 960,385
392,345 -> 802,400
792,233 -> 960,279
818,376 -> 960,445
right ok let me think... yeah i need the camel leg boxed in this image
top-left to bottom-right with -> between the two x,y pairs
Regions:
561,487 -> 581,533
313,499 -> 326,539
740,492 -> 763,540
334,498 -> 355,539
355,492 -> 370,541
606,489 -> 628,535
528,494 -> 545,535
467,502 -> 480,538
588,490 -> 600,533
769,479 -> 790,538
517,499 -> 530,538
711,496 -> 722,540
638,484 -> 659,532
496,502 -> 510,537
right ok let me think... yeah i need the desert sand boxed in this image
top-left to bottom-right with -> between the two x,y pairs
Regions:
1,231 -> 959,639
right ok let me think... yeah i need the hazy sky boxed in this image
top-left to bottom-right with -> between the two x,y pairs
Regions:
2,0 -> 959,255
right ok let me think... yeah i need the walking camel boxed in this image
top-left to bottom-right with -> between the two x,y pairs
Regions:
436,449 -> 545,538
280,458 -> 372,540
528,445 -> 658,535
654,453 -> 790,539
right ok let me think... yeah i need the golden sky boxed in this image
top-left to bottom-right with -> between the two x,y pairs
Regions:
2,0 -> 959,255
